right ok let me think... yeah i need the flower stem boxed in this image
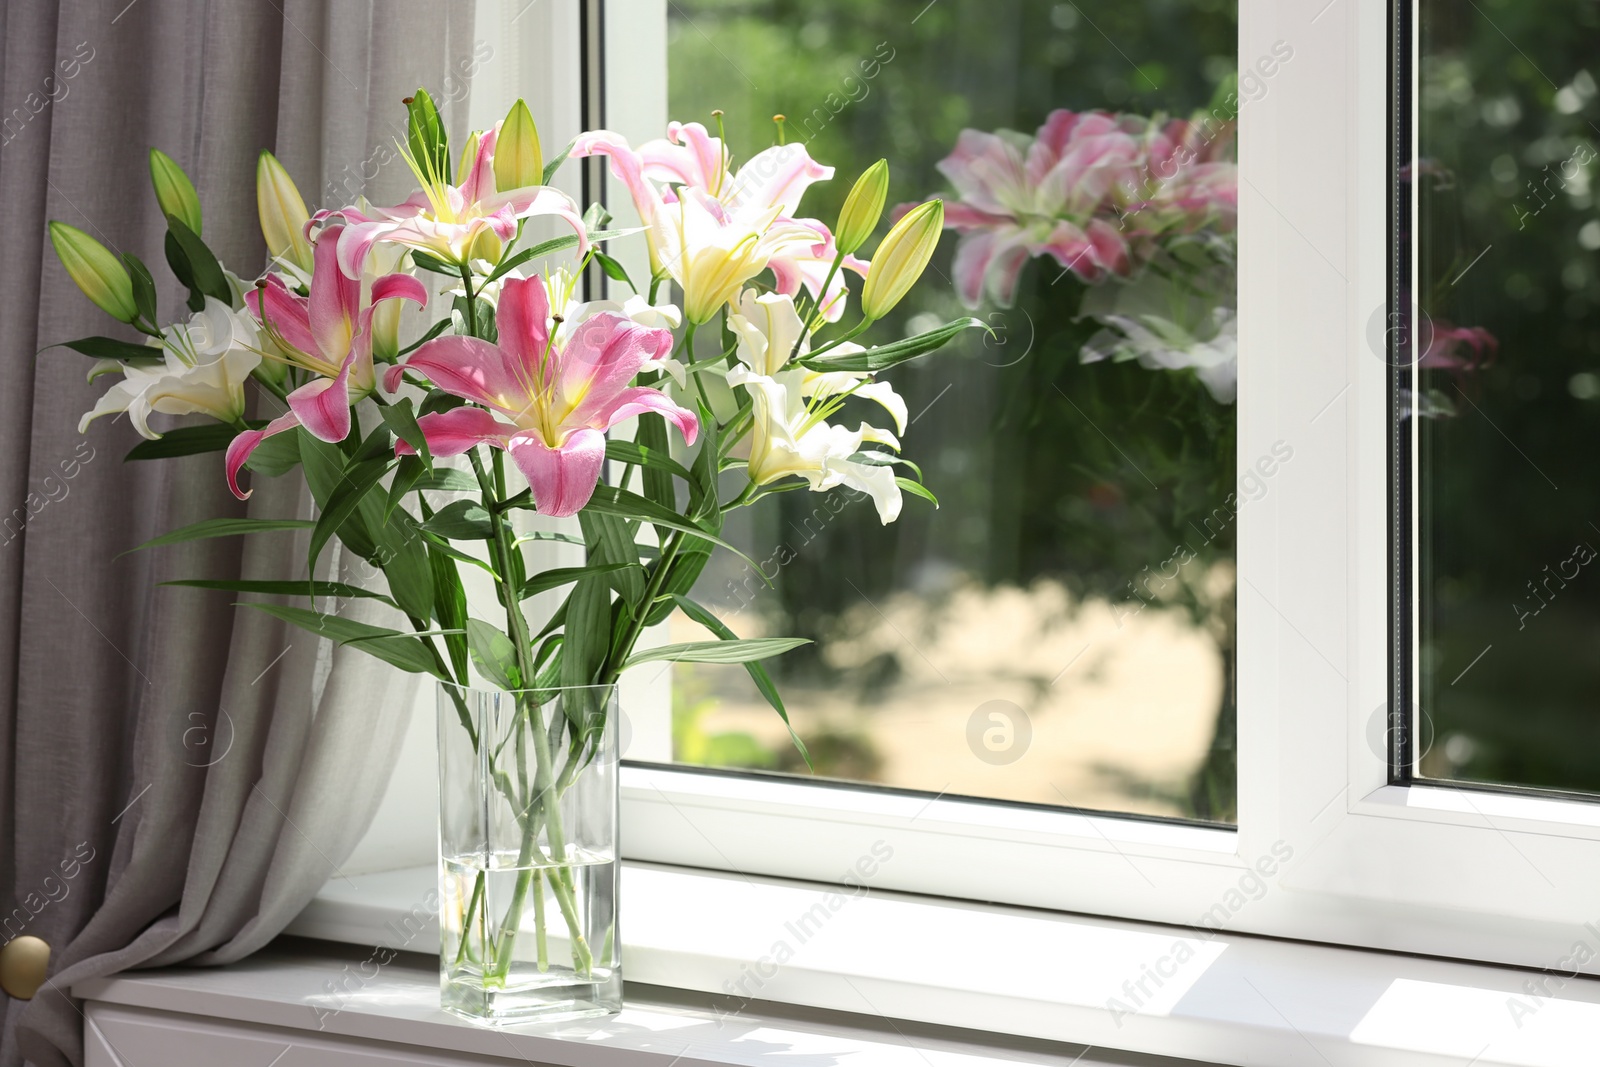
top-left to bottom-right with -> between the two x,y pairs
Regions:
469,448 -> 593,978
601,529 -> 685,686
790,250 -> 847,361
454,870 -> 485,967
682,322 -> 714,413
532,869 -> 549,972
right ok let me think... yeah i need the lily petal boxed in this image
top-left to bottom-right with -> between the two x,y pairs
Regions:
225,411 -> 301,499
558,314 -> 674,428
729,143 -> 833,216
495,274 -> 552,382
505,427 -> 607,518
397,335 -> 531,415
248,276 -> 317,357
589,386 -> 699,445
308,225 -> 361,359
477,186 -> 589,256
285,353 -> 355,443
573,130 -> 664,231
401,407 -> 514,457
370,272 -> 429,308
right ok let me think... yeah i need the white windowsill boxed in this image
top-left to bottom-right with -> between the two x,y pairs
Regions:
125,861 -> 1588,1067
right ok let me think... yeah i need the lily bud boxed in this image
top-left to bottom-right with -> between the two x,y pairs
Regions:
148,149 -> 203,235
465,226 -> 503,264
48,222 -> 138,323
457,131 -> 481,187
494,98 -> 544,192
861,199 -> 944,321
256,151 -> 313,274
835,159 -> 888,256
369,298 -> 404,363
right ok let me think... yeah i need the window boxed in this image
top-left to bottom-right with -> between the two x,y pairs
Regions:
639,1 -> 1244,825
348,0 -> 1600,982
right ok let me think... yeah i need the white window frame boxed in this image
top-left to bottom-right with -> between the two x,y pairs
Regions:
582,0 -> 1600,978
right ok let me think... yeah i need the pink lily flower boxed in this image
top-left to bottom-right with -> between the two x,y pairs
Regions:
574,122 -> 859,319
320,122 -> 587,280
225,226 -> 427,498
385,275 -> 698,517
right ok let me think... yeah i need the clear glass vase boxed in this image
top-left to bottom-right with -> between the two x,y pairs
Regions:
436,682 -> 621,1023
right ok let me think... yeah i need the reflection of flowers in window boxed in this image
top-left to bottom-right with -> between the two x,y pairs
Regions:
917,113 -> 1503,411
900,108 -> 1237,308
908,106 -> 1239,400
1084,305 -> 1238,405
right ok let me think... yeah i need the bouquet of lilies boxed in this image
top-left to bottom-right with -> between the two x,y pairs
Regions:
43,90 -> 975,986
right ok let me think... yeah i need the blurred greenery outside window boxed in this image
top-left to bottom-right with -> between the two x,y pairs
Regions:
1414,1 -> 1600,798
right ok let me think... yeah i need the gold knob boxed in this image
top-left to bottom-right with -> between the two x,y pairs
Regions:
0,935 -> 50,1000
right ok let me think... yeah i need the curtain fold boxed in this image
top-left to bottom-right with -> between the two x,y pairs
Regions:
0,3 -> 476,1064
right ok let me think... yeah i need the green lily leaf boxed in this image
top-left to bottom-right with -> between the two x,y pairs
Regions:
580,510 -> 645,608
671,594 -> 812,770
418,531 -> 499,577
245,430 -> 302,476
429,540 -> 471,684
130,517 -> 314,554
413,466 -> 479,494
410,250 -> 458,277
165,214 -> 231,305
395,316 -> 452,358
485,237 -> 574,284
576,484 -> 759,568
896,476 -> 939,507
419,498 -> 494,540
379,397 -> 431,468
122,253 -> 158,324
164,230 -> 203,312
623,637 -> 811,668
541,137 -> 574,186
520,562 -> 638,601
466,618 -> 522,690
616,419 -> 684,517
124,422 -> 239,461
243,602 -> 450,678
512,531 -> 588,551
404,87 -> 451,190
385,453 -> 426,519
44,335 -> 160,362
591,249 -> 636,293
163,578 -> 396,607
419,389 -> 467,417
308,453 -> 394,576
801,317 -> 991,373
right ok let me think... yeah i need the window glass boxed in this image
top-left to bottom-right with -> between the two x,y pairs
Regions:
661,0 -> 1240,821
1414,1 -> 1600,795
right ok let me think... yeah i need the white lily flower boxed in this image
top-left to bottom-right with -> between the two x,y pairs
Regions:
728,291 -> 908,433
79,296 -> 262,439
728,365 -> 903,524
650,190 -> 817,324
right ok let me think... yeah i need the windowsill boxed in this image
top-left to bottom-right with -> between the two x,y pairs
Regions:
164,861 -> 1597,1066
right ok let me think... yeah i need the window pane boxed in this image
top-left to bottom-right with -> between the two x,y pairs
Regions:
1414,2 -> 1600,795
659,0 -> 1239,821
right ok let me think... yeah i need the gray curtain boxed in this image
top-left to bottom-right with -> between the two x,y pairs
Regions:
0,3 -> 476,1064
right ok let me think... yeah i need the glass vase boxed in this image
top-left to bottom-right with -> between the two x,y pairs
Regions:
436,682 -> 621,1023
